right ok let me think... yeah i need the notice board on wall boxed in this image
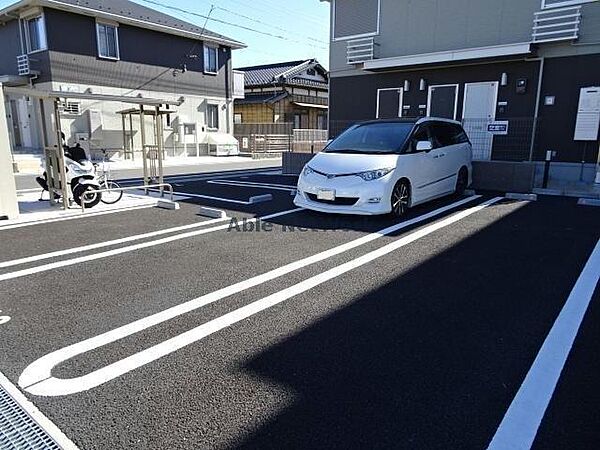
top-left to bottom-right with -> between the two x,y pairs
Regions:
574,87 -> 600,141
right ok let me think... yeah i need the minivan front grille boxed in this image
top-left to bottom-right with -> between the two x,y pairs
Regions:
306,193 -> 359,206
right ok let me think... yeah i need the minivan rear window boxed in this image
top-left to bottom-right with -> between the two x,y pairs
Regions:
324,122 -> 414,154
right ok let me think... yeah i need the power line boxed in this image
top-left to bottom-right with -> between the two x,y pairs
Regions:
226,0 -> 329,30
138,0 -> 327,50
213,6 -> 328,45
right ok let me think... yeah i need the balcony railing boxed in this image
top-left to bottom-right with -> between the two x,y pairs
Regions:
16,54 -> 40,76
16,54 -> 31,76
532,6 -> 581,43
346,37 -> 378,65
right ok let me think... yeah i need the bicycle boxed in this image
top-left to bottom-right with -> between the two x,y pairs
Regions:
96,149 -> 124,205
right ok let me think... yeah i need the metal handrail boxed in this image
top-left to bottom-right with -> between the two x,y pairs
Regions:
80,183 -> 174,212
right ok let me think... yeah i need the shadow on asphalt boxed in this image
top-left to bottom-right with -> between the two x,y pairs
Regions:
232,198 -> 599,449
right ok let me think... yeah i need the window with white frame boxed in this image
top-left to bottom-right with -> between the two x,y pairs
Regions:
333,0 -> 380,40
234,113 -> 242,124
96,22 -> 119,59
542,0 -> 598,8
206,104 -> 219,130
25,15 -> 47,53
204,45 -> 218,74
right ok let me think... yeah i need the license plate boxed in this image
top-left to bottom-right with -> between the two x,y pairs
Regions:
317,189 -> 336,201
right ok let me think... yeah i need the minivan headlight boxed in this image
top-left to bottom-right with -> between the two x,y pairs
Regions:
303,165 -> 315,177
356,168 -> 394,181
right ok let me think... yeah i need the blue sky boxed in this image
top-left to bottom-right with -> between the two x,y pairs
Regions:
0,0 -> 331,68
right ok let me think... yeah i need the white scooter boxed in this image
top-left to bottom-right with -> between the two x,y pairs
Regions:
36,143 -> 103,208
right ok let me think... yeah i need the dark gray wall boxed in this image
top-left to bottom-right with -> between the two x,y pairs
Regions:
0,20 -> 23,77
43,8 -> 230,96
330,59 -> 539,122
537,54 -> 600,164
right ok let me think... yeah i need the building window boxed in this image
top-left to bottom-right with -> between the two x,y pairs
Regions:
207,104 -> 219,130
25,15 -> 47,53
333,0 -> 380,40
234,113 -> 242,124
96,23 -> 119,59
184,124 -> 196,135
317,113 -> 328,130
204,45 -> 218,74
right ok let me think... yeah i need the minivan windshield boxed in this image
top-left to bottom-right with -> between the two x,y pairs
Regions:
324,122 -> 414,154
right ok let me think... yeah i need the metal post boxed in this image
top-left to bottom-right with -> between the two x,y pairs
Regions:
529,57 -> 545,162
121,114 -> 127,159
595,140 -> 600,185
139,105 -> 148,189
129,112 -> 134,161
543,150 -> 552,188
156,105 -> 164,196
53,100 -> 69,210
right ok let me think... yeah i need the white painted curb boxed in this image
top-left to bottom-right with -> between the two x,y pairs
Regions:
506,193 -> 537,201
578,198 -> 600,207
156,200 -> 180,210
198,207 -> 227,218
249,194 -> 273,204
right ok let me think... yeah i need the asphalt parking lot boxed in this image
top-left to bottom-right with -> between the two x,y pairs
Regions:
1,167 -> 599,449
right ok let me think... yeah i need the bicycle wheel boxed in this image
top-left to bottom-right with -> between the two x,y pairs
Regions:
100,180 -> 123,204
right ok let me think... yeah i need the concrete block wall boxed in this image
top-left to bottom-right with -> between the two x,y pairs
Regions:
283,152 -> 538,193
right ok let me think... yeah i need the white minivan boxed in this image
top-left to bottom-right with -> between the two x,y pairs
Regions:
294,117 -> 473,217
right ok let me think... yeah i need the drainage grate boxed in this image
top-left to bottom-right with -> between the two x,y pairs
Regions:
0,386 -> 61,450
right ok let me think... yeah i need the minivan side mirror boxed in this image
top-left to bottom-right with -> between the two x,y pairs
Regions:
416,140 -> 433,152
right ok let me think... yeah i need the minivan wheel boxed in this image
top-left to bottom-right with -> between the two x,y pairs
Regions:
455,168 -> 468,196
391,180 -> 410,218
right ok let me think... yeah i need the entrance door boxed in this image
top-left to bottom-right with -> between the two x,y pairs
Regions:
376,88 -> 403,119
16,98 -> 33,148
427,84 -> 458,119
9,100 -> 22,147
462,81 -> 498,160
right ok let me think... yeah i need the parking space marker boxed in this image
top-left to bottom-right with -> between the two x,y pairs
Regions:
18,196 -> 500,396
0,216 -> 230,269
0,209 -> 303,282
208,180 -> 297,192
166,190 -> 255,205
487,238 -> 600,450
0,204 -> 156,231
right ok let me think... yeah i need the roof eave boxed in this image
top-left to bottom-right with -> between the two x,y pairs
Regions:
0,0 -> 246,49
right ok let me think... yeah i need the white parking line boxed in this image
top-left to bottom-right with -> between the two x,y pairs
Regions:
130,168 -> 282,184
166,190 -> 255,205
487,238 -> 600,450
208,180 -> 297,192
0,208 -> 302,282
19,196 -> 500,396
0,204 -> 156,231
0,216 -> 230,269
0,370 -> 79,449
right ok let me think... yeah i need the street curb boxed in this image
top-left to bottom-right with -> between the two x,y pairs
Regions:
198,207 -> 227,218
249,194 -> 273,204
156,200 -> 180,210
